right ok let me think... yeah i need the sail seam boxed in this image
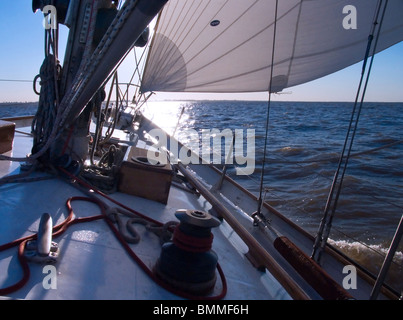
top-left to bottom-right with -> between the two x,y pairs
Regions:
151,0 -> 213,82
160,1 -> 300,91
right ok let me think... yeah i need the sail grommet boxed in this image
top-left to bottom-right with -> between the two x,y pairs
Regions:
210,20 -> 220,27
154,209 -> 220,296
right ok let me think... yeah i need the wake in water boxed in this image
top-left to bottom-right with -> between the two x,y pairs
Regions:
3,101 -> 403,295
329,239 -> 403,290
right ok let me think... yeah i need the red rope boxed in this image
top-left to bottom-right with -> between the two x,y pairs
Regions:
60,167 -> 161,226
173,227 -> 214,253
0,197 -> 104,296
57,169 -> 227,298
0,240 -> 30,296
60,125 -> 75,156
0,186 -> 228,299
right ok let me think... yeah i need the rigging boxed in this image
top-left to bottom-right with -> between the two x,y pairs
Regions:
311,0 -> 391,264
256,0 -> 278,218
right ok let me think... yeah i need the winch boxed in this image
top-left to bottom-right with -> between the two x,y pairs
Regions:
154,209 -> 220,295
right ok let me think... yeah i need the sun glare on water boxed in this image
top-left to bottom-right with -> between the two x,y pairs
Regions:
142,100 -> 191,135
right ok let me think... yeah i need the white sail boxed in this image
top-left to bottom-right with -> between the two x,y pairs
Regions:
140,0 -> 403,93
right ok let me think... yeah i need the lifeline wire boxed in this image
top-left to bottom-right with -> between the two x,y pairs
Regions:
257,0 -> 278,216
311,0 -> 389,263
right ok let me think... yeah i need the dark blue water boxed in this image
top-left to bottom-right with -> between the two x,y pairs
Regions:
143,100 -> 403,287
3,101 -> 401,243
178,101 -> 403,241
2,100 -> 403,288
0,102 -> 38,118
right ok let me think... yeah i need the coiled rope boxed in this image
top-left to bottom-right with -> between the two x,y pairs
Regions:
0,170 -> 227,300
31,54 -> 60,155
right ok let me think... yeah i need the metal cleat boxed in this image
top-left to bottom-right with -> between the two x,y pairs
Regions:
24,213 -> 59,264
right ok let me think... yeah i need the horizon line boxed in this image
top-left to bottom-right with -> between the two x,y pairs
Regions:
2,99 -> 403,104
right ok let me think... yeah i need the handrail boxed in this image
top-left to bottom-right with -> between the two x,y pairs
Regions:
0,116 -> 34,128
177,162 -> 356,300
177,162 -> 310,300
370,214 -> 403,300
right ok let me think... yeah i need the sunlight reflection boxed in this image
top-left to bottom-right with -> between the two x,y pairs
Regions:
142,101 -> 191,136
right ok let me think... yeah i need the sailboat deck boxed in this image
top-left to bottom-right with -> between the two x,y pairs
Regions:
0,126 -> 291,300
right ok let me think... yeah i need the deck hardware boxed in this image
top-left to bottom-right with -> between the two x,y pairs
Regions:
24,213 -> 59,264
154,209 -> 220,295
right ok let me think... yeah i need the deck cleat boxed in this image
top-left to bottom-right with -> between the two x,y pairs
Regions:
25,213 -> 59,264
154,209 -> 221,296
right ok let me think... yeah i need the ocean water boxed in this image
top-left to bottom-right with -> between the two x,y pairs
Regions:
2,100 -> 403,293
0,102 -> 38,118
142,100 -> 403,292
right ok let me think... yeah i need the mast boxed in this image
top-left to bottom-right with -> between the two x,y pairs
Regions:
31,0 -> 168,165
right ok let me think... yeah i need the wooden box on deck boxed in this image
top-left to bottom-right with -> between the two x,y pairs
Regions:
118,146 -> 173,204
0,120 -> 15,154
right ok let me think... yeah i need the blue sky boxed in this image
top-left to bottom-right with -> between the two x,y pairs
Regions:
0,0 -> 402,103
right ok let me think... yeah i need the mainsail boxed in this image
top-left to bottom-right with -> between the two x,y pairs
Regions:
141,0 -> 403,93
